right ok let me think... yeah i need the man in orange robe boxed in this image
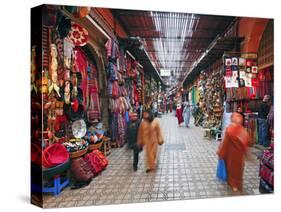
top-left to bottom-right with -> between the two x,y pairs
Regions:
217,112 -> 250,193
137,110 -> 164,173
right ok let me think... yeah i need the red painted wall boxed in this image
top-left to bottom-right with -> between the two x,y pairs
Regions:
239,17 -> 270,52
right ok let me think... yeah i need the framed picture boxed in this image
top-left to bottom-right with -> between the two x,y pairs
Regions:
232,57 -> 238,65
252,66 -> 258,73
224,58 -> 232,66
239,57 -> 246,66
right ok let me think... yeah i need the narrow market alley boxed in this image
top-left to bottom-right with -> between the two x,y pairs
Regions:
31,5 -> 274,209
43,113 -> 260,208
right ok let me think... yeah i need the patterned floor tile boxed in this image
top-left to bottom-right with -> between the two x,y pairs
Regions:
42,114 -> 261,207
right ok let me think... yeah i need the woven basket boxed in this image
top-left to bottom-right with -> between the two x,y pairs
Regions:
88,140 -> 103,151
69,147 -> 88,159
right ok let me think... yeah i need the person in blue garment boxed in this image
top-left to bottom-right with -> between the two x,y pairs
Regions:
258,95 -> 271,147
183,102 -> 192,128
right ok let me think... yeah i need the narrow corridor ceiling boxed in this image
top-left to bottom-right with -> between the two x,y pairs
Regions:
113,9 -> 235,87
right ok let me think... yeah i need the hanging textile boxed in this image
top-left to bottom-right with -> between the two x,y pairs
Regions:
133,84 -> 139,104
245,114 -> 259,145
117,113 -> 126,146
111,112 -> 118,141
73,48 -> 88,110
107,62 -> 118,81
105,38 -> 119,60
87,63 -> 101,122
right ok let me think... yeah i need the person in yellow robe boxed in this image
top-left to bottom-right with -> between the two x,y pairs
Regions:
137,110 -> 164,173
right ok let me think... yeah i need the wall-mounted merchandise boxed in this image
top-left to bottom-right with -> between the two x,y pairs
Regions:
31,5 -> 111,207
198,61 -> 224,129
223,53 -> 273,113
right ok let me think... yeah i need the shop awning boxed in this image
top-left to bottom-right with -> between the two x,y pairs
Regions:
182,36 -> 244,86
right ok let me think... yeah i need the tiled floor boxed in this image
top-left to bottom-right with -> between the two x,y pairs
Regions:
43,113 -> 261,208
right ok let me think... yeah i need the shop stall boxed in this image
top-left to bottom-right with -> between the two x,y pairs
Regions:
198,60 -> 224,130
31,5 -> 113,198
223,51 -> 273,145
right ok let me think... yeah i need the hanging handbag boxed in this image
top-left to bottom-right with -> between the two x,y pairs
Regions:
216,159 -> 227,182
111,81 -> 119,99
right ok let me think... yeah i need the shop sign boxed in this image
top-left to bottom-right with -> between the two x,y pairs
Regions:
160,69 -> 171,76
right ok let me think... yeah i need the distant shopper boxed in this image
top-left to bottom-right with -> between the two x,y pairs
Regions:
183,102 -> 192,127
181,102 -> 184,115
136,102 -> 143,119
126,112 -> 142,171
152,101 -> 158,117
176,104 -> 184,126
222,102 -> 232,134
258,95 -> 271,147
192,102 -> 200,125
217,112 -> 250,193
169,100 -> 173,113
137,110 -> 164,173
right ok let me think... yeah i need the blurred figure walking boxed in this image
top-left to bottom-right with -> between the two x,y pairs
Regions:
136,102 -> 143,119
217,112 -> 250,193
183,102 -> 192,127
126,112 -> 142,171
137,110 -> 164,173
176,104 -> 184,127
169,99 -> 173,113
